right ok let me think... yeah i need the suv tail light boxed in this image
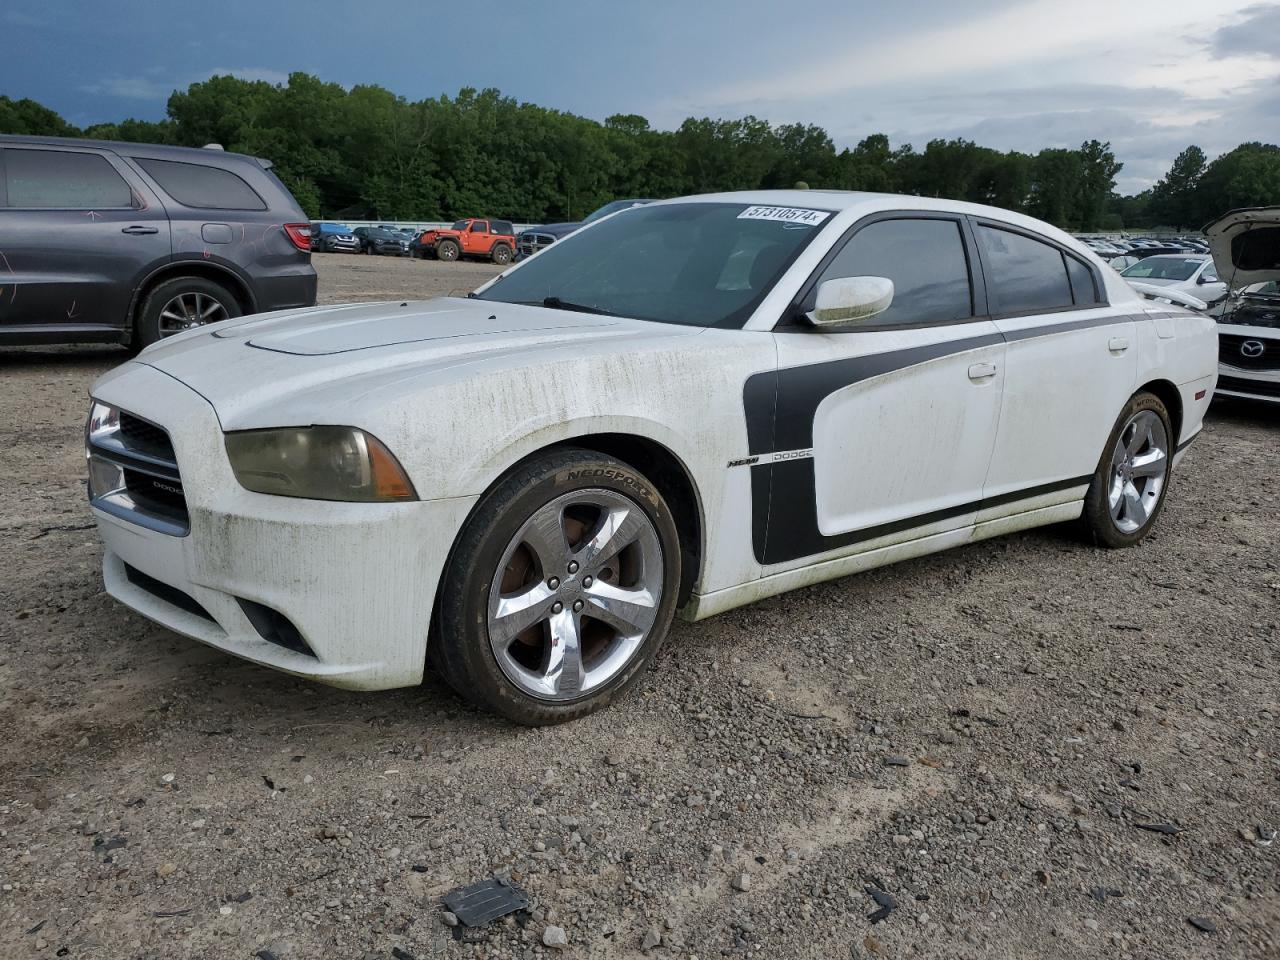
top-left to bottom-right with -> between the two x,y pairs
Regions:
283,223 -> 312,252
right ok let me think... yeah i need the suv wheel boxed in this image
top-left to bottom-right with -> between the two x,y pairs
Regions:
136,276 -> 241,348
491,243 -> 513,265
436,239 -> 460,262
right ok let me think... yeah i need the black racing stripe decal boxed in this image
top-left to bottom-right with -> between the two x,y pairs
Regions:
753,463 -> 1090,565
740,313 -> 1140,565
1176,432 -> 1200,454
1001,313 -> 1140,343
743,331 -> 1005,454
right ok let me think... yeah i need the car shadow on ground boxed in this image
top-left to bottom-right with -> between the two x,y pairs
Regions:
0,345 -> 131,368
1205,396 -> 1280,428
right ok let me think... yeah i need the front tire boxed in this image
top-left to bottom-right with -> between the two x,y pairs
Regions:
1080,391 -> 1173,547
433,450 -> 681,725
436,239 -> 460,262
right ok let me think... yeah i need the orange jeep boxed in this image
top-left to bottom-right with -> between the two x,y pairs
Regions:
414,218 -> 516,264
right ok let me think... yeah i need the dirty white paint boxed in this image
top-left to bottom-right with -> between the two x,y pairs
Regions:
88,191 -> 1220,691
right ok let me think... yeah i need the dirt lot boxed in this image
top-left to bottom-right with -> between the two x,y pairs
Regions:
1,252 -> 1277,960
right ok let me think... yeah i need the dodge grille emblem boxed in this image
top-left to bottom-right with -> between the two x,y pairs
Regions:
1240,340 -> 1265,358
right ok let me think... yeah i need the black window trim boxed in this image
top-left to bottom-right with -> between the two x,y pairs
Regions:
129,155 -> 266,212
969,217 -> 1109,320
777,209 -> 988,333
0,144 -> 138,212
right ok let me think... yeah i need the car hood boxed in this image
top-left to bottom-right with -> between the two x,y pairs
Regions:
1126,276 -> 1180,287
123,298 -> 702,429
1204,206 -> 1280,287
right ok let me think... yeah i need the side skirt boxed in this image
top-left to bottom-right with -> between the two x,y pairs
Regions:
680,499 -> 1084,622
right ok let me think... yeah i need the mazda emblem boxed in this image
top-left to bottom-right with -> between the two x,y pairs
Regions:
1240,340 -> 1265,359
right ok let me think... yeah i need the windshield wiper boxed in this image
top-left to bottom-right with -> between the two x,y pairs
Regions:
531,296 -> 617,317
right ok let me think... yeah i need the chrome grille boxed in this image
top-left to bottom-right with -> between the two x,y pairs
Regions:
86,403 -> 189,536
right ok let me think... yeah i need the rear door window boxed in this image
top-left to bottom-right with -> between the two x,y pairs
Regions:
134,157 -> 266,210
3,148 -> 133,208
977,225 -> 1074,314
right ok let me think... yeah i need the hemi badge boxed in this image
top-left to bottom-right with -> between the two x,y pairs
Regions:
727,456 -> 759,469
1194,389 -> 1206,400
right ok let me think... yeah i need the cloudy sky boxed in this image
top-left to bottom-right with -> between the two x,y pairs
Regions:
2,0 -> 1277,193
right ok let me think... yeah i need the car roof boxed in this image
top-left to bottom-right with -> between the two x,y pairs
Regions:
0,133 -> 267,169
659,189 -> 1088,248
1141,253 -> 1208,261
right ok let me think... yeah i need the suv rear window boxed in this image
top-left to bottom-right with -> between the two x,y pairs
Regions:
3,149 -> 133,209
492,220 -> 514,236
134,157 -> 266,210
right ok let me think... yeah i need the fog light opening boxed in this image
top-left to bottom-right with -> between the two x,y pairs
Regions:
237,599 -> 316,658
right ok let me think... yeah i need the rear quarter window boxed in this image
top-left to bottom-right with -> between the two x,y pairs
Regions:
134,157 -> 266,210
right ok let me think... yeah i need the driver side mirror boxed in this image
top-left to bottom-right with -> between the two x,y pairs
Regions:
806,276 -> 895,326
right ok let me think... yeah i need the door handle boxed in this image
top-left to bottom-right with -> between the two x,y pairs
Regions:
967,362 -> 997,381
121,225 -> 159,235
1108,336 -> 1130,353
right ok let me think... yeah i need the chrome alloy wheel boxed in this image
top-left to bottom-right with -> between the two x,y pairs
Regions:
487,489 -> 663,701
1108,409 -> 1169,534
157,291 -> 230,336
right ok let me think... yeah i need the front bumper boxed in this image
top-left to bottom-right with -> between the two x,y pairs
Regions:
89,362 -> 477,690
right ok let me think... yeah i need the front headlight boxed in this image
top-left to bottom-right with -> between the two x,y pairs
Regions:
224,426 -> 417,502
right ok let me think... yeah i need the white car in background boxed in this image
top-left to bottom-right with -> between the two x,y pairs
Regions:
85,191 -> 1217,724
1205,206 -> 1280,403
1121,254 -> 1227,305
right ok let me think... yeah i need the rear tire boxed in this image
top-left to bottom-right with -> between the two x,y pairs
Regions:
1080,391 -> 1173,548
491,243 -> 513,265
135,276 -> 241,349
432,449 -> 681,725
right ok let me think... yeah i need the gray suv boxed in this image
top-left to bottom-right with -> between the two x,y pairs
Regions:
0,135 -> 317,348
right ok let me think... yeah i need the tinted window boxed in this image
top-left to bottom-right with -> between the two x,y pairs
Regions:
471,221 -> 488,233
1066,255 -> 1100,304
135,158 -> 265,210
809,218 -> 972,326
4,149 -> 132,208
493,220 -> 513,235
978,225 -> 1073,314
478,201 -> 826,329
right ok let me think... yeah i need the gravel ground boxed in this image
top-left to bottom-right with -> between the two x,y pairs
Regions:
1,252 -> 1277,960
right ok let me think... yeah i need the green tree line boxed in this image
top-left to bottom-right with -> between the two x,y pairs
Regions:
3,76 -> 1279,229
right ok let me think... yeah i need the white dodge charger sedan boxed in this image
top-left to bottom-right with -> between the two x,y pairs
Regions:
87,192 -> 1217,723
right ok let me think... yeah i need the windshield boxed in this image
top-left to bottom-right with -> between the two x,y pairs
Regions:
582,199 -> 649,224
476,202 -> 830,328
1121,257 -> 1203,281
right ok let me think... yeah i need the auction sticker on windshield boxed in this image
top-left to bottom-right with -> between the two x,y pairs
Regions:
738,206 -> 830,226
